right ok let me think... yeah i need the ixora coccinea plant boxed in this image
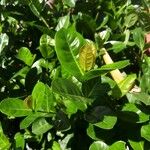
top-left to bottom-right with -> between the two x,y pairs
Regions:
0,0 -> 150,149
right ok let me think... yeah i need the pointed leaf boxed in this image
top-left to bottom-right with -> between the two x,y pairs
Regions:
55,27 -> 85,80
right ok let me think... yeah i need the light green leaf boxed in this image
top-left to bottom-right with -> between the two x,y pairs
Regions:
20,112 -> 46,129
63,0 -> 76,7
109,141 -> 126,150
94,116 -> 117,129
32,117 -> 53,135
0,33 -> 9,55
141,124 -> 150,142
0,98 -> 32,117
124,13 -> 138,28
55,27 -> 85,80
56,15 -> 70,31
14,133 -> 25,149
16,47 -> 36,66
133,28 -> 145,50
112,74 -> 136,98
89,141 -> 109,150
0,122 -> 11,149
132,93 -> 150,105
129,140 -> 144,150
32,82 -> 56,112
39,34 -> 55,58
52,141 -> 61,150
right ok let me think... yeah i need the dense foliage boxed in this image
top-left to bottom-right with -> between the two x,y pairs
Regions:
0,0 -> 150,149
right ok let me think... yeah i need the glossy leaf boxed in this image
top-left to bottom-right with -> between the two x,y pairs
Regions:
20,112 -> 46,129
83,60 -> 130,81
39,34 -> 55,58
32,117 -> 53,135
129,140 -> 144,150
141,124 -> 150,142
16,47 -> 36,66
112,74 -> 136,98
55,27 -> 85,80
109,141 -> 126,150
94,116 -> 117,129
56,15 -> 70,31
0,98 -> 32,117
32,82 -> 56,112
79,40 -> 96,71
89,141 -> 108,150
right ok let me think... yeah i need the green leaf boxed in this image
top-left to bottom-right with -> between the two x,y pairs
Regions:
20,112 -> 46,129
111,41 -> 126,53
94,116 -> 117,129
0,122 -> 11,149
89,141 -> 109,150
141,124 -> 150,142
32,117 -> 53,135
55,27 -> 85,80
52,141 -> 61,150
0,98 -> 32,117
132,93 -> 150,105
83,60 -> 130,81
133,28 -> 145,50
124,13 -> 138,28
16,47 -> 36,66
112,74 -> 136,98
129,140 -> 144,150
52,78 -> 92,111
87,124 -> 100,141
56,15 -> 70,31
0,33 -> 9,55
121,103 -> 149,123
32,82 -> 56,112
109,141 -> 126,150
63,0 -> 76,7
14,133 -> 25,149
38,34 -> 55,58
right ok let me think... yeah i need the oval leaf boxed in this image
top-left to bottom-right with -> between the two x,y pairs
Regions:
0,98 -> 32,117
